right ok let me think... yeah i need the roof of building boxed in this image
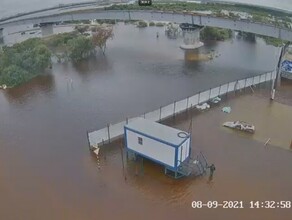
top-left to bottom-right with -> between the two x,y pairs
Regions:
125,118 -> 189,146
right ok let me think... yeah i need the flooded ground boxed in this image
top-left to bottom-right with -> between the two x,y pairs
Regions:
0,23 -> 290,220
223,86 -> 292,149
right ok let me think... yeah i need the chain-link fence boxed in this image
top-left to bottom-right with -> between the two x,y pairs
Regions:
88,70 -> 276,148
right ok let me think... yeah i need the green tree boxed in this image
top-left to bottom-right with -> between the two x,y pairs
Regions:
67,36 -> 94,62
33,44 -> 52,71
0,65 -> 30,87
201,27 -> 232,41
0,38 -> 52,87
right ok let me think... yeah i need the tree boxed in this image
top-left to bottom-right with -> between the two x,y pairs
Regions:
67,36 -> 94,62
201,27 -> 232,41
0,38 -> 52,87
0,65 -> 30,87
74,25 -> 90,34
33,44 -> 52,71
91,26 -> 114,55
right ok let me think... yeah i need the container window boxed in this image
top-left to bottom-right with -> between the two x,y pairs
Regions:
138,137 -> 143,145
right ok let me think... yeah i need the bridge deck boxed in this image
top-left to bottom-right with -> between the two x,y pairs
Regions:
0,10 -> 291,41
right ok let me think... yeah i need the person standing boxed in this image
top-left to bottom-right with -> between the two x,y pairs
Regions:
208,164 -> 216,180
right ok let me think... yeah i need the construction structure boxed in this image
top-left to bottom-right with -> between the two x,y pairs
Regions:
124,118 -> 207,179
179,23 -> 204,50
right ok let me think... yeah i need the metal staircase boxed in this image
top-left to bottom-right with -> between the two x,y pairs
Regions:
177,152 -> 209,177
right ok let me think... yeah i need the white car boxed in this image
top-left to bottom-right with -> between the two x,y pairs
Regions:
223,121 -> 255,133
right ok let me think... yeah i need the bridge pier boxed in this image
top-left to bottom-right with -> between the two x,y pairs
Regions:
40,22 -> 54,37
179,23 -> 204,50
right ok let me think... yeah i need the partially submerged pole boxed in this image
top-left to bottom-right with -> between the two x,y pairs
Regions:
271,44 -> 288,100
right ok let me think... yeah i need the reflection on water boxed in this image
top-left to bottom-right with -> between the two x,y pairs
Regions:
3,73 -> 55,104
72,54 -> 113,77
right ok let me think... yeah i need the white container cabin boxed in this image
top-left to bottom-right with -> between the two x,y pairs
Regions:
124,118 -> 191,178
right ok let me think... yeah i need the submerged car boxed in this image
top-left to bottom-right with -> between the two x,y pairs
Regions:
223,121 -> 255,133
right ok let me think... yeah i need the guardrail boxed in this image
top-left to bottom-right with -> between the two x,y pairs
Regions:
87,70 -> 277,148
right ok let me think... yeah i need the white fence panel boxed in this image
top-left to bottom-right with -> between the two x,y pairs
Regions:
266,72 -> 272,81
210,87 -> 220,99
128,116 -> 141,124
271,71 -> 277,79
175,99 -> 188,114
219,84 -> 228,95
227,81 -> 236,92
254,76 -> 260,85
245,77 -> 253,87
259,74 -> 266,83
238,79 -> 246,90
188,94 -> 199,107
199,90 -> 210,103
109,121 -> 126,139
161,103 -> 175,119
145,109 -> 160,122
88,127 -> 108,146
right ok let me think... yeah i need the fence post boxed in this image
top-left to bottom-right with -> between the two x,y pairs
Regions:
198,92 -> 201,104
173,101 -> 176,117
186,97 -> 189,111
218,84 -> 222,96
244,78 -> 247,92
208,88 -> 212,100
226,83 -> 230,97
252,76 -> 255,87
86,131 -> 91,150
234,80 -> 239,94
107,124 -> 110,143
265,73 -> 267,88
159,106 -> 162,121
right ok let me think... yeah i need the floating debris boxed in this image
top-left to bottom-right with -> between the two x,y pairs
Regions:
93,148 -> 100,157
196,103 -> 210,110
223,121 -> 255,133
222,106 -> 231,113
211,96 -> 221,104
265,138 -> 271,146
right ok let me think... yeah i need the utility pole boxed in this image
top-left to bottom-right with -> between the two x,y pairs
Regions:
271,43 -> 289,100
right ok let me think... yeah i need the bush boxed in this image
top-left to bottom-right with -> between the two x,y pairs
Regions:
201,27 -> 232,41
67,36 -> 94,62
260,36 -> 286,47
137,21 -> 148,28
149,21 -> 155,26
0,38 -> 51,87
155,22 -> 164,27
0,65 -> 31,87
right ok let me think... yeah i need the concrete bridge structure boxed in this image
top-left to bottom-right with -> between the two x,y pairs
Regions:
0,10 -> 291,42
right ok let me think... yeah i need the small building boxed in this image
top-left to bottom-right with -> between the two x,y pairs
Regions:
124,118 -> 191,178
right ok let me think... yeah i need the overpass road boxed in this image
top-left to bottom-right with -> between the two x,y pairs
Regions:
0,9 -> 291,41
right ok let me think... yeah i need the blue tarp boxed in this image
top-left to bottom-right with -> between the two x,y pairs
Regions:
282,60 -> 292,73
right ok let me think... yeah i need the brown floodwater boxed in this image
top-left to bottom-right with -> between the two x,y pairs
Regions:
0,23 -> 291,220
